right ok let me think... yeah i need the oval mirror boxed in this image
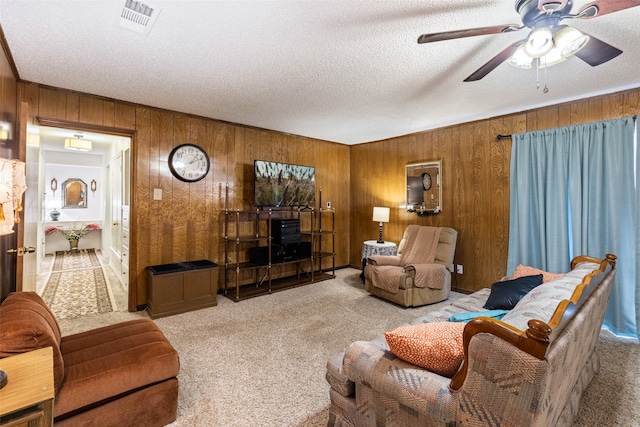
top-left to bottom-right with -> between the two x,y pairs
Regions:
62,178 -> 88,209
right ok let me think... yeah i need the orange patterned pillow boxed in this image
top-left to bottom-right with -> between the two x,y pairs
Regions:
512,264 -> 564,283
385,322 -> 465,377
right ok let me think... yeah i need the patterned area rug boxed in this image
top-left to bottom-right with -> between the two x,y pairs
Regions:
41,249 -> 115,320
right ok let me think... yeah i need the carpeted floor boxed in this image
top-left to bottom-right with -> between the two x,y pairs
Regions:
57,268 -> 640,426
40,249 -> 115,320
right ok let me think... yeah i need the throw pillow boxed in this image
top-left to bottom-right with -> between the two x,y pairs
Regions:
384,322 -> 465,377
448,309 -> 509,322
512,264 -> 564,283
483,274 -> 543,310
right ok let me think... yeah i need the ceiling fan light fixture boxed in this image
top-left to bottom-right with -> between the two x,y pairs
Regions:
523,26 -> 554,57
537,45 -> 568,68
508,45 -> 533,69
554,26 -> 590,58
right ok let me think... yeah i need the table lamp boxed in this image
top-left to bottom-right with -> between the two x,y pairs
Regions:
372,207 -> 390,244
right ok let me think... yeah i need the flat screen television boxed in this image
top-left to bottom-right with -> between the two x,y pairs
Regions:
254,160 -> 316,208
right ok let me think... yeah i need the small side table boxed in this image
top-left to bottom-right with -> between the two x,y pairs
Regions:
0,347 -> 54,427
360,240 -> 398,282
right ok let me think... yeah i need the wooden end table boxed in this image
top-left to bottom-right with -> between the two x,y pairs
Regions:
360,240 -> 398,282
0,347 -> 54,427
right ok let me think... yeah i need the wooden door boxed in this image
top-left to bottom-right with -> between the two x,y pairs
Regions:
20,104 -> 39,291
109,152 -> 123,279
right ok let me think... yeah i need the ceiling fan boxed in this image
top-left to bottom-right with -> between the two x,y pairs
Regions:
417,0 -> 640,81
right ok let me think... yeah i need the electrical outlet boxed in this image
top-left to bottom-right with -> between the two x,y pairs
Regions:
153,188 -> 162,200
456,264 -> 463,274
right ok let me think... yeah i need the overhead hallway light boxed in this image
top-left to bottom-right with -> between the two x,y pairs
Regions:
64,135 -> 92,151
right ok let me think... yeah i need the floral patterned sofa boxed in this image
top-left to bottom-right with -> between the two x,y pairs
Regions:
326,254 -> 617,427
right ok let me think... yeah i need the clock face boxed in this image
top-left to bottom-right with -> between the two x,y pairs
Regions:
168,144 -> 210,182
422,172 -> 432,191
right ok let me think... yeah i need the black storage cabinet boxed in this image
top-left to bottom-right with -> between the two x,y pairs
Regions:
146,260 -> 218,319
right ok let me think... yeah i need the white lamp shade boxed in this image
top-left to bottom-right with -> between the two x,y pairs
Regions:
0,203 -> 15,235
538,45 -> 568,68
372,206 -> 390,223
554,26 -> 589,58
0,183 -> 12,205
508,44 -> 533,69
523,26 -> 554,58
0,158 -> 27,236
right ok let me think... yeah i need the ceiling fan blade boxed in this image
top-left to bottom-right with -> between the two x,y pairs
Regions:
417,24 -> 521,44
463,40 -> 524,82
574,34 -> 622,66
577,0 -> 640,18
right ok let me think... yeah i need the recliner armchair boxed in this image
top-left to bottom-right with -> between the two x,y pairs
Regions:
364,225 -> 457,307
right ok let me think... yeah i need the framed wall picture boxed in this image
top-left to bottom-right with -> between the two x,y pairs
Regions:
405,160 -> 441,214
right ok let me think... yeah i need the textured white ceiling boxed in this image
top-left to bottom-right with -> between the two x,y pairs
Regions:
1,0 -> 639,145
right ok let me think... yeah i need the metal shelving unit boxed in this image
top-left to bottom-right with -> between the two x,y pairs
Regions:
222,183 -> 335,302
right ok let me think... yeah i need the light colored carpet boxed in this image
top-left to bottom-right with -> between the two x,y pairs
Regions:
40,249 -> 115,320
57,268 -> 640,426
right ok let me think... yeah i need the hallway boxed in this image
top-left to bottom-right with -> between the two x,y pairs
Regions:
37,250 -> 128,317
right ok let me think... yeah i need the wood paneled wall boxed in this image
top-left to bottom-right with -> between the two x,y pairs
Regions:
18,83 -> 351,310
17,81 -> 640,305
350,88 -> 640,292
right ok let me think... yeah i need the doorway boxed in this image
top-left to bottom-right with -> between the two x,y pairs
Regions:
25,125 -> 131,317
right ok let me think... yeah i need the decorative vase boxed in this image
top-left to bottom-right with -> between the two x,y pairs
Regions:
69,238 -> 79,251
50,209 -> 60,221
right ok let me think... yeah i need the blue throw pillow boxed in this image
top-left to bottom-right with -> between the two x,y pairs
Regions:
483,274 -> 543,310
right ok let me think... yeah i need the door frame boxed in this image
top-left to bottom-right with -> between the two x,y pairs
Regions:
0,104 -> 25,301
34,117 -> 136,310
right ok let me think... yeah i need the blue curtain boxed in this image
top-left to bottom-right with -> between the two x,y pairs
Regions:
508,117 -> 638,338
636,118 -> 640,339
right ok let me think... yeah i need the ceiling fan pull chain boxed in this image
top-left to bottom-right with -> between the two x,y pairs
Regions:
536,58 -> 540,90
543,64 -> 549,93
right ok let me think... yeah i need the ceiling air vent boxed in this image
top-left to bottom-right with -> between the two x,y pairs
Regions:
118,0 -> 161,36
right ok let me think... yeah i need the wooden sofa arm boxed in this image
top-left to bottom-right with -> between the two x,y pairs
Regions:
449,317 -> 551,391
571,253 -> 616,272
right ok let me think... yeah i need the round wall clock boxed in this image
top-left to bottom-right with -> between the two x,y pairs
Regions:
168,144 -> 210,182
421,172 -> 432,191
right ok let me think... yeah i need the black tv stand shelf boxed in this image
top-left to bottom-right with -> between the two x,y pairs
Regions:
222,183 -> 335,302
